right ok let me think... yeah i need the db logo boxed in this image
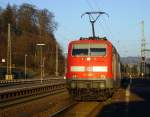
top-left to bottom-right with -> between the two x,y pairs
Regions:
86,67 -> 92,71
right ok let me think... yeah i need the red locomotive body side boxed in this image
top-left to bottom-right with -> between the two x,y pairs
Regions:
66,37 -> 121,100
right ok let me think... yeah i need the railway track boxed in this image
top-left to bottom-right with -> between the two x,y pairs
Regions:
0,91 -> 72,117
0,85 -> 129,117
51,101 -> 107,117
0,78 -> 65,87
50,83 -> 130,117
51,101 -> 77,117
2,78 -> 149,117
0,78 -> 66,108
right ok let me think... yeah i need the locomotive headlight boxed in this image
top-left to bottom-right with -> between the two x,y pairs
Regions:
72,74 -> 77,78
100,83 -> 105,88
87,57 -> 91,61
100,74 -> 106,79
92,66 -> 108,72
71,66 -> 85,72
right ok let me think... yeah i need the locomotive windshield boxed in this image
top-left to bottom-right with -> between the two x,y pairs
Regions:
72,43 -> 106,56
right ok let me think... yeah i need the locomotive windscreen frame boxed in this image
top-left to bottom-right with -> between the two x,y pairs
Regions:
72,43 -> 107,56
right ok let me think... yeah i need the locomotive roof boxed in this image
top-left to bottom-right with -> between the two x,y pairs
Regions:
70,37 -> 112,44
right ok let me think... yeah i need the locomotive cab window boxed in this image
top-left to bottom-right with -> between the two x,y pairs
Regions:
72,43 -> 107,56
90,48 -> 106,56
72,48 -> 88,56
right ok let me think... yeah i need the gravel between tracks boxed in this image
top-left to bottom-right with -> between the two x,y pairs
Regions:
54,101 -> 105,117
0,90 -> 73,117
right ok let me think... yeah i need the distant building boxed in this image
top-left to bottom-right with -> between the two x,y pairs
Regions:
121,57 -> 150,78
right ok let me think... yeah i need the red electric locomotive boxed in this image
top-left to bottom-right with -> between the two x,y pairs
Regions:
66,37 -> 121,100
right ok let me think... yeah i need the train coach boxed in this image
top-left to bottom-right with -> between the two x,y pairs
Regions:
66,37 -> 121,100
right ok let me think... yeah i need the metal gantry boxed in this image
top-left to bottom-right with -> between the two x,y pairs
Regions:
141,21 -> 146,59
140,21 -> 150,77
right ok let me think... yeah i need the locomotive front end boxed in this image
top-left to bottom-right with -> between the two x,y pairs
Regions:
66,39 -> 114,100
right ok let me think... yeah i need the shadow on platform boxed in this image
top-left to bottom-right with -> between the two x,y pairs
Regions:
98,78 -> 150,117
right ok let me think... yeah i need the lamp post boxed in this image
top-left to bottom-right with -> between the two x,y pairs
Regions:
55,44 -> 58,77
25,54 -> 28,80
64,52 -> 67,74
6,23 -> 13,80
36,43 -> 45,83
63,52 -> 67,79
42,57 -> 45,78
2,59 -> 6,66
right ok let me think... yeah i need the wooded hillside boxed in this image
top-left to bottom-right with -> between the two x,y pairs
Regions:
0,4 -> 65,76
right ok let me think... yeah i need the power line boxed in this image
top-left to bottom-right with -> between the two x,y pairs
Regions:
99,17 -> 113,38
92,0 -> 102,8
98,19 -> 107,36
85,0 -> 94,11
84,0 -> 112,39
88,0 -> 113,39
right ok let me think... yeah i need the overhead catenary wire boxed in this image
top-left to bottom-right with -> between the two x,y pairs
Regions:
86,0 -> 112,38
90,0 -> 120,49
84,0 -> 110,38
93,0 -> 113,39
84,0 -> 128,57
85,0 -> 95,11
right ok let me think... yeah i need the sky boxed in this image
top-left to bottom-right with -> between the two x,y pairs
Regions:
0,0 -> 150,57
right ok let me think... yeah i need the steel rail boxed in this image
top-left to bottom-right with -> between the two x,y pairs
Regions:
50,102 -> 78,117
0,82 -> 66,108
50,101 -> 105,117
0,78 -> 65,87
